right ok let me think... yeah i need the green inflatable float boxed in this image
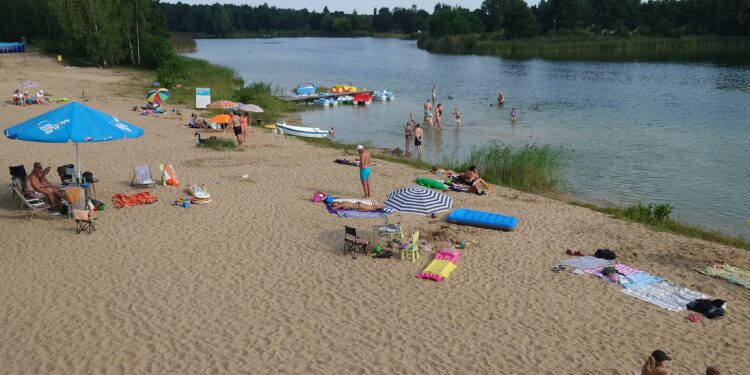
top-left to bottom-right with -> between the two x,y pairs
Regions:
416,177 -> 447,190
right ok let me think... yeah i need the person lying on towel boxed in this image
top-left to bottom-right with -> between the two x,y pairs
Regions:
330,201 -> 384,211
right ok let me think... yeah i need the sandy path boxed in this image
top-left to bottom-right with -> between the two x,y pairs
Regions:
1,53 -> 748,374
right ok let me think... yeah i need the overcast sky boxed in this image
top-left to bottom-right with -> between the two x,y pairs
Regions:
163,1 -> 540,14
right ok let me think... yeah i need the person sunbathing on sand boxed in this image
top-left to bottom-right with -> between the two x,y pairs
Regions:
456,166 -> 487,195
331,201 -> 384,211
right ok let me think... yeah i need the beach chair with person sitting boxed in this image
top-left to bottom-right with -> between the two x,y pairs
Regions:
10,177 -> 50,220
344,226 -> 369,259
131,164 -> 156,189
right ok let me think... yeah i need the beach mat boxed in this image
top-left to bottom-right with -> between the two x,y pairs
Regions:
697,264 -> 750,290
620,281 -> 708,312
417,249 -> 462,282
446,208 -> 518,231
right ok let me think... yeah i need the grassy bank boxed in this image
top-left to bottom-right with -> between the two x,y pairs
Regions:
573,201 -> 750,251
447,144 -> 564,193
418,35 -> 750,62
157,56 -> 240,105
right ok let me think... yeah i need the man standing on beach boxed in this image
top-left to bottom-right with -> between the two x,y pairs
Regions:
357,145 -> 372,198
230,111 -> 243,145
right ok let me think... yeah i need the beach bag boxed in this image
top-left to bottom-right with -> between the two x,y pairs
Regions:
312,191 -> 326,202
161,164 -> 179,186
82,171 -> 95,183
595,248 -> 617,260
687,299 -> 726,319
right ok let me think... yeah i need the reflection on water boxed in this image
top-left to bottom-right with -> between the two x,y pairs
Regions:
187,38 -> 750,239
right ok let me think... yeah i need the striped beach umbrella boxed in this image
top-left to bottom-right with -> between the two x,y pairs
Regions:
383,187 -> 453,215
207,100 -> 237,109
146,88 -> 171,104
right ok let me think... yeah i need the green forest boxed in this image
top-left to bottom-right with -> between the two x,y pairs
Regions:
0,0 -> 748,68
159,0 -> 750,38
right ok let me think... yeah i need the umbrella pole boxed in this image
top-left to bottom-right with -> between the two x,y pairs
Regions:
76,142 -> 81,183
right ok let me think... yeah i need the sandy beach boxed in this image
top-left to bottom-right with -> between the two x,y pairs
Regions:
1,53 -> 748,374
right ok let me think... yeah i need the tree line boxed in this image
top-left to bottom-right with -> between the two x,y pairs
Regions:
0,0 -> 170,68
160,1 -> 749,39
0,0 -> 747,68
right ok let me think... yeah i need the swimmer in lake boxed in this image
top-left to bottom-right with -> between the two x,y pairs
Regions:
510,107 -> 518,121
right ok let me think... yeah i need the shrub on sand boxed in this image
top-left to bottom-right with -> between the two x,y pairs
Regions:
197,137 -> 238,151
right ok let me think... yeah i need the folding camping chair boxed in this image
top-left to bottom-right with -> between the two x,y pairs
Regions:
344,226 -> 369,259
9,165 -> 27,199
57,164 -> 76,185
131,165 -> 156,188
66,187 -> 96,233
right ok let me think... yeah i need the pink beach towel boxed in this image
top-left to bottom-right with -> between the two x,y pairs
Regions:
584,263 -> 642,279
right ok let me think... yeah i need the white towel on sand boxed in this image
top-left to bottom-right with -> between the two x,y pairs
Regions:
560,256 -> 612,270
620,281 -> 708,312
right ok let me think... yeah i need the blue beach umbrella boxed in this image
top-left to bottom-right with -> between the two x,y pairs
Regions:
4,101 -> 144,180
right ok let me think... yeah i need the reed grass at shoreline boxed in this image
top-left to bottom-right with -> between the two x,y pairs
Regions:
418,35 -> 750,62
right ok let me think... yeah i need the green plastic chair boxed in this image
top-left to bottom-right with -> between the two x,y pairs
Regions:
401,231 -> 420,262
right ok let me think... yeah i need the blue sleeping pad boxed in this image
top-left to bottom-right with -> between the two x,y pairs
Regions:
446,208 -> 518,231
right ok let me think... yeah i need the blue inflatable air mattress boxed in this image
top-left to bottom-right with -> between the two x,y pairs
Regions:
446,208 -> 518,231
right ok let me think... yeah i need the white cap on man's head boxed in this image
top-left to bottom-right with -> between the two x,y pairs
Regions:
357,145 -> 364,151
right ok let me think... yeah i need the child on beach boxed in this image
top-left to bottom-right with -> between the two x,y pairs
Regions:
510,107 -> 518,121
452,107 -> 461,125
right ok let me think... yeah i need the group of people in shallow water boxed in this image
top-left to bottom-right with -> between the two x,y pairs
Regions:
405,85 -> 518,160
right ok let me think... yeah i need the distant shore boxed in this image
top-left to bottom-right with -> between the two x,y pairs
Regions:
418,35 -> 750,62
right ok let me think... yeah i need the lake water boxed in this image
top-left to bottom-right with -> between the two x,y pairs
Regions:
186,38 -> 750,239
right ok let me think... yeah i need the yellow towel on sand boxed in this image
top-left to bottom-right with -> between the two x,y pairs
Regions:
422,259 -> 457,279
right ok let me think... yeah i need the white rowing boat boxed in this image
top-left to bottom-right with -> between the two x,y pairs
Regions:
275,122 -> 329,138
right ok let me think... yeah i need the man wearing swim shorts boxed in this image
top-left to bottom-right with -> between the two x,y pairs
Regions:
357,145 -> 372,198
230,111 -> 243,145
